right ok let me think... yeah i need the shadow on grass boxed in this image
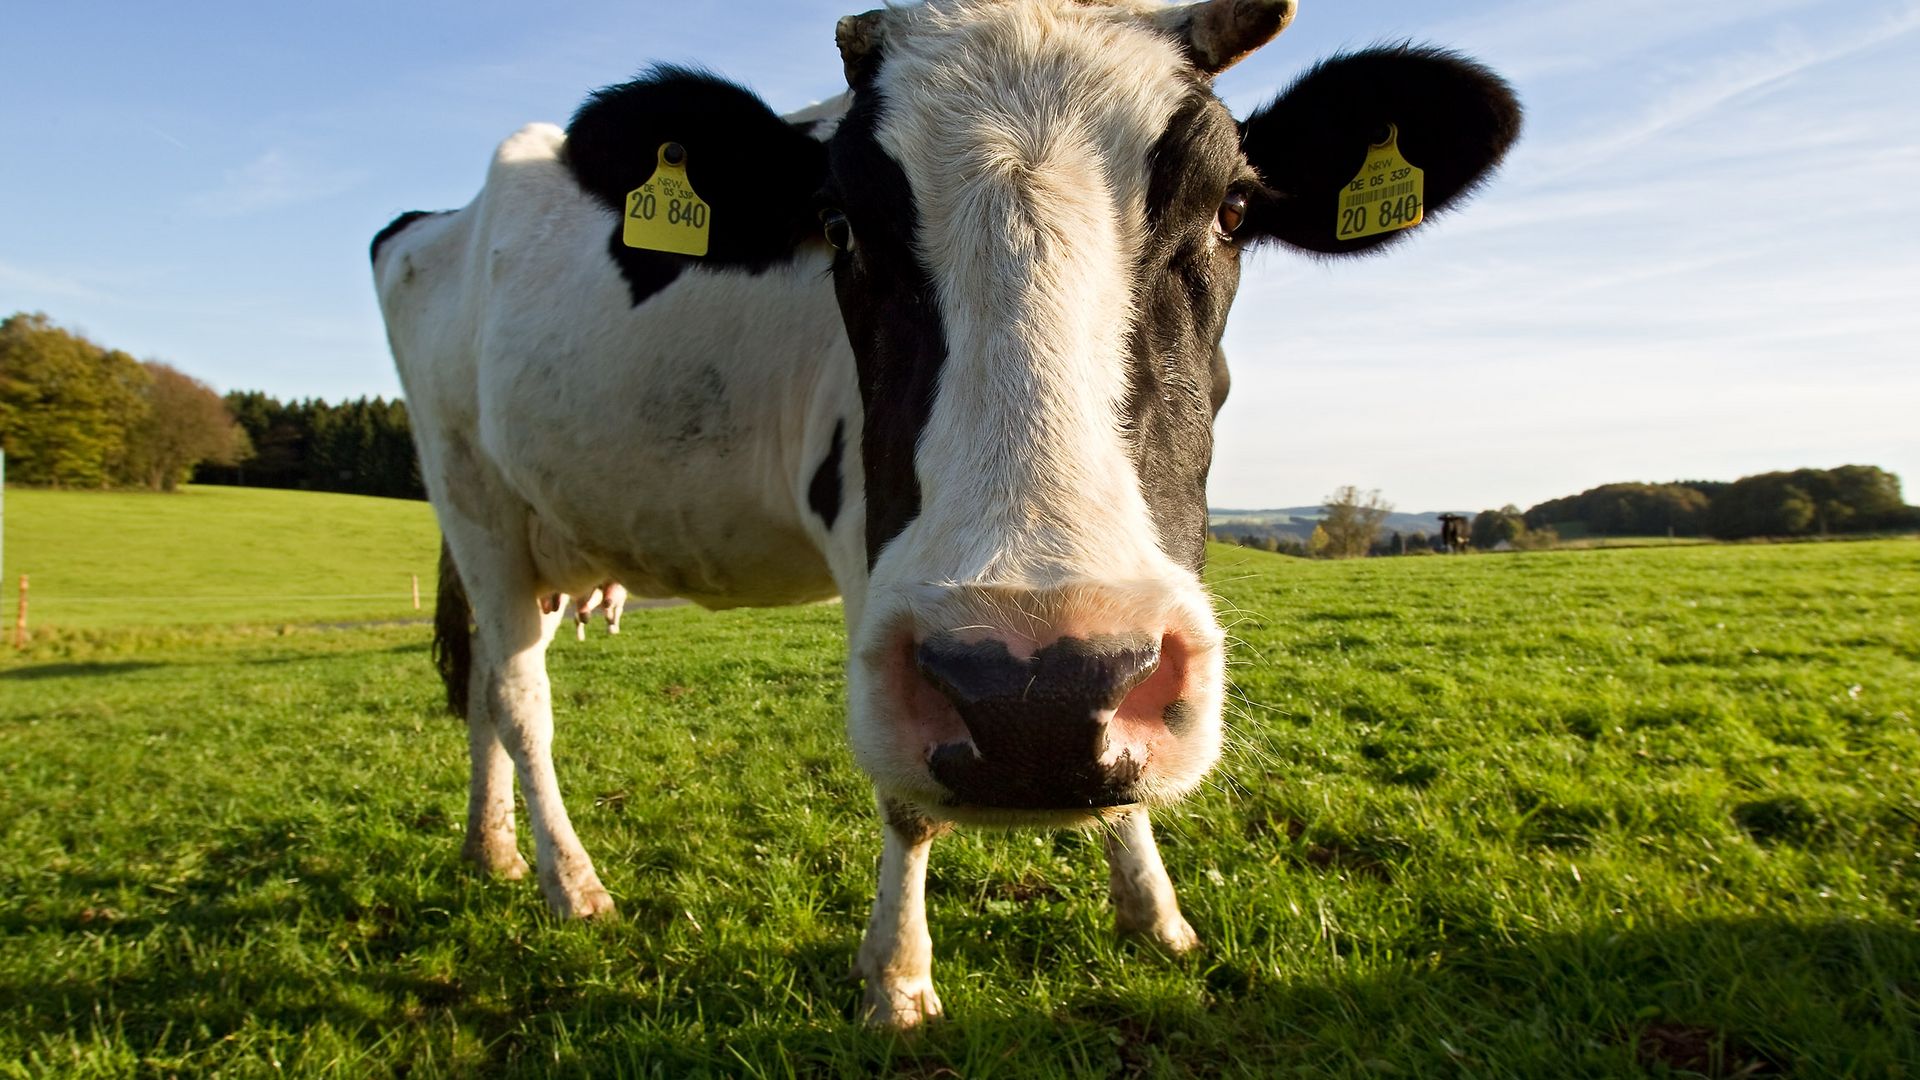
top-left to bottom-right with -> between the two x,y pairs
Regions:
7,812 -> 1916,1078
0,660 -> 166,681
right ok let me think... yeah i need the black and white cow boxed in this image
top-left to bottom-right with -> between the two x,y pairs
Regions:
374,0 -> 1518,1027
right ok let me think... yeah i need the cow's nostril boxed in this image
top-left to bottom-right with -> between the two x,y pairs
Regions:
914,631 -> 1165,809
916,632 -> 1160,714
915,636 -> 1033,711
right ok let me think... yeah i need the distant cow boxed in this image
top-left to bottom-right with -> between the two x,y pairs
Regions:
571,581 -> 628,640
1439,513 -> 1470,553
374,0 -> 1517,1026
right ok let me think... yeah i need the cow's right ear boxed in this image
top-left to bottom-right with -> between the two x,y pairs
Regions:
1238,47 -> 1521,256
566,67 -> 829,268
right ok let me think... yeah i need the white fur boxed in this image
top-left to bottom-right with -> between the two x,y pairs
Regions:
857,815 -> 947,1026
375,0 -> 1265,1028
846,0 -> 1227,826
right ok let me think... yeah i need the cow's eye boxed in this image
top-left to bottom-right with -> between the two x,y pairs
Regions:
820,209 -> 854,252
1216,192 -> 1248,238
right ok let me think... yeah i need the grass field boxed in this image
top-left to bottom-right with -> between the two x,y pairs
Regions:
1,488 -> 1916,1077
1,486 -> 440,630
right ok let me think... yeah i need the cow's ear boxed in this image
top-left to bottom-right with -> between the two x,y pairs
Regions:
566,67 -> 828,268
1238,47 -> 1520,255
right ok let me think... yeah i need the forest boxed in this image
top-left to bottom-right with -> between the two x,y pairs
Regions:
0,312 -> 420,500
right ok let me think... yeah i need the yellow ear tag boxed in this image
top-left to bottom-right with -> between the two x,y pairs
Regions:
1336,124 -> 1424,242
622,142 -> 710,257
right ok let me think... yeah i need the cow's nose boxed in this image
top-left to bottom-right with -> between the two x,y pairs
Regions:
916,632 -> 1161,809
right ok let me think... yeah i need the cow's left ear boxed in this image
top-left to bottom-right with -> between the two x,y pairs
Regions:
1239,47 -> 1521,255
567,67 -> 829,268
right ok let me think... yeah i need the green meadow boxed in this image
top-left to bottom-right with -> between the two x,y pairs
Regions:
1,488 -> 1916,1077
1,486 -> 439,630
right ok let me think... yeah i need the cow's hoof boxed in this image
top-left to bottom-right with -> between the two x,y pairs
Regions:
463,840 -> 531,881
540,866 -> 618,920
1121,913 -> 1201,957
861,978 -> 944,1029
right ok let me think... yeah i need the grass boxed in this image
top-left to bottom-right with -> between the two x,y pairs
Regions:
1,492 -> 1916,1076
1,485 -> 440,629
1546,535 -> 1718,550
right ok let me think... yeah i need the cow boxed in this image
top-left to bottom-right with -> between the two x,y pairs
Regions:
373,0 -> 1519,1027
1439,513 -> 1470,553
568,581 -> 628,640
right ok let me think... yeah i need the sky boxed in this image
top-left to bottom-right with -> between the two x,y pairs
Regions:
2,0 -> 1916,513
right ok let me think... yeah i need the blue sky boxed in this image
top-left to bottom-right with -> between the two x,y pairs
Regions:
3,0 -> 1915,512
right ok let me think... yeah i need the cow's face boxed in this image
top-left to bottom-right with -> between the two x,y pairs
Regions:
614,0 -> 1518,823
799,0 -> 1520,824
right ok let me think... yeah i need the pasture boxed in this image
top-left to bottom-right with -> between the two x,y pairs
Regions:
1,486 -> 440,631
1,488 -> 1915,1077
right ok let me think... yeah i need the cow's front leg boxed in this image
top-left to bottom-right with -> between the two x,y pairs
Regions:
485,648 -> 615,919
462,555 -> 616,921
1103,808 -> 1200,955
857,798 -> 951,1028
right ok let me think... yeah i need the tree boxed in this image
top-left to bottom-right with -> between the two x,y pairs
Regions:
1705,466 -> 1914,539
124,362 -> 249,491
1471,504 -> 1527,549
1319,485 -> 1392,559
1306,523 -> 1331,557
198,391 -> 425,499
1525,482 -> 1709,537
0,312 -> 150,486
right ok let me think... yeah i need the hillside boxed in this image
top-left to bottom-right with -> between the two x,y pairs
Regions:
1210,505 -> 1464,541
2,485 -> 440,629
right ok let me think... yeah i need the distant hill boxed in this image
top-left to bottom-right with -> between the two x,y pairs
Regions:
1209,506 -> 1465,542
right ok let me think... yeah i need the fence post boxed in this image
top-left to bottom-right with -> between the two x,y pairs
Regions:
412,574 -> 421,611
12,575 -> 25,649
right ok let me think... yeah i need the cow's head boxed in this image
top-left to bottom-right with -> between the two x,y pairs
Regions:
602,0 -> 1519,823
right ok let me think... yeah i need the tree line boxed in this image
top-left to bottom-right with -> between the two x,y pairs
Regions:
1522,468 -> 1914,541
0,312 -> 248,490
1215,466 -> 1917,560
194,392 -> 423,500
0,311 -> 423,500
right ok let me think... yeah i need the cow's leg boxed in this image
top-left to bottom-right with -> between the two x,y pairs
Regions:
458,539 -> 616,920
462,705 -> 529,879
1103,808 -> 1199,954
857,798 -> 950,1028
603,583 -> 626,635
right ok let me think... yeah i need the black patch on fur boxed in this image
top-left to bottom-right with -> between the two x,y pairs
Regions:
808,419 -> 846,529
370,209 -> 439,264
882,796 -> 951,843
602,234 -> 687,307
823,89 -> 947,568
1239,46 -> 1522,255
565,66 -> 829,305
1122,92 -> 1250,572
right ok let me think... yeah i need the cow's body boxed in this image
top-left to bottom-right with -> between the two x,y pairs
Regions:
378,146 -> 857,609
376,0 -> 1518,1026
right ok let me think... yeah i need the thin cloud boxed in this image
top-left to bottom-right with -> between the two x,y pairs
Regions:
1544,4 -> 1920,177
145,124 -> 189,151
191,149 -> 366,217
1434,0 -> 1826,80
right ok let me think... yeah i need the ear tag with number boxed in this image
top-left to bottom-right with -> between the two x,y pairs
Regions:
622,142 -> 710,257
1335,124 -> 1425,242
